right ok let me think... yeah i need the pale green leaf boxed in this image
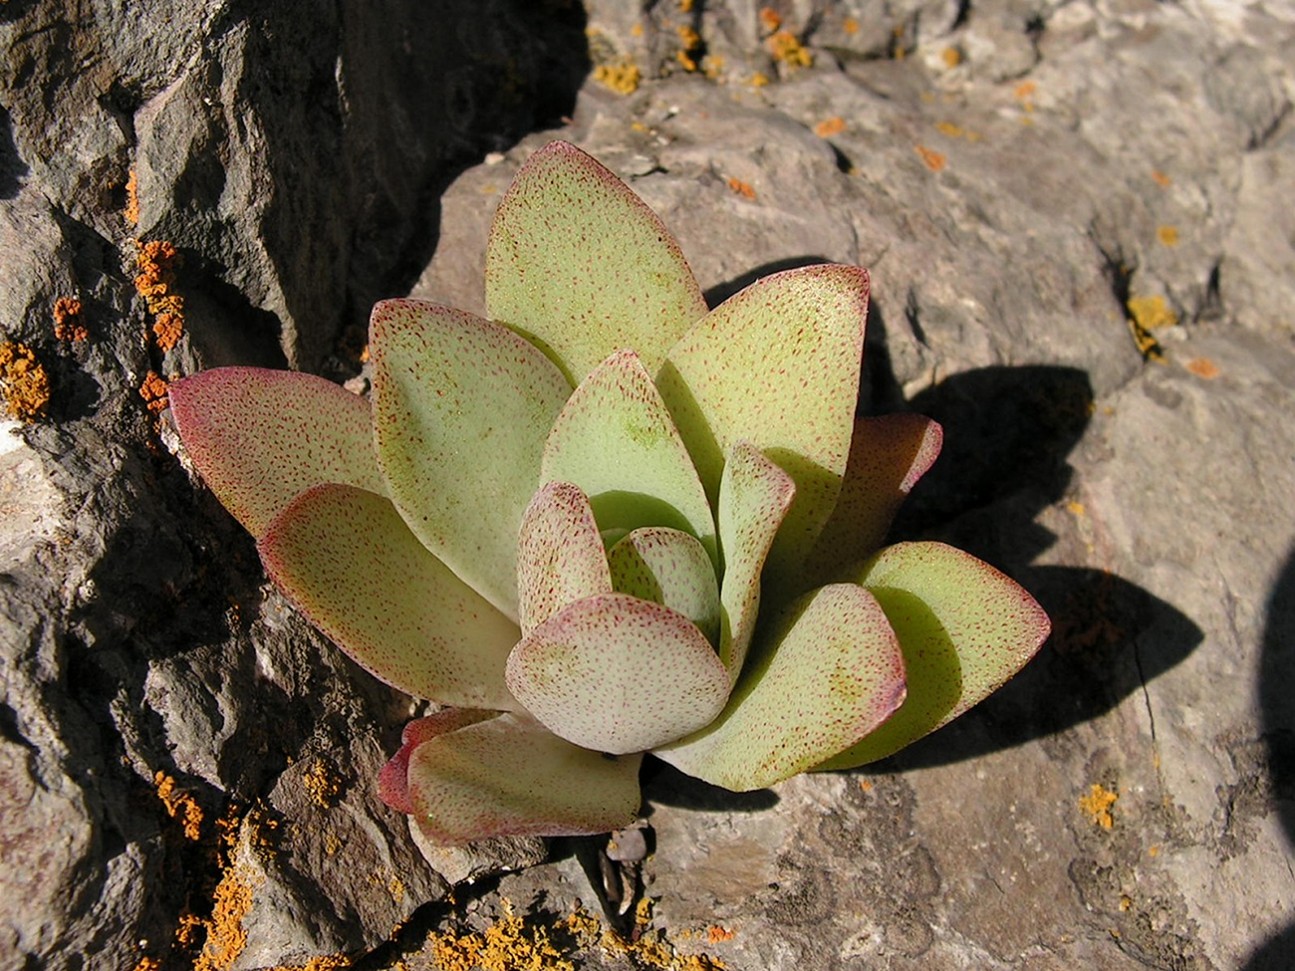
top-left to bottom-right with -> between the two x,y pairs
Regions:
257,484 -> 521,710
541,349 -> 716,563
370,299 -> 571,620
817,542 -> 1051,769
657,265 -> 869,586
485,141 -> 707,385
656,583 -> 907,791
517,481 -> 612,636
797,413 -> 943,594
607,527 -> 720,645
170,367 -> 384,538
406,712 -> 643,845
715,442 -> 795,675
505,593 -> 730,755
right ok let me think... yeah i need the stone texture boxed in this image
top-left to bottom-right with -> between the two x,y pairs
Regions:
3,0 -> 1294,969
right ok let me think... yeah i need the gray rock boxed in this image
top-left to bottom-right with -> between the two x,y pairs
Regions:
5,0 -> 1295,968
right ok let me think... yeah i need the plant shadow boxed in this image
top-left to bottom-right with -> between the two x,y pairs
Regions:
1240,545 -> 1295,969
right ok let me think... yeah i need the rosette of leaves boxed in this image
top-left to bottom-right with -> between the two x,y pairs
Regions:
171,142 -> 1049,845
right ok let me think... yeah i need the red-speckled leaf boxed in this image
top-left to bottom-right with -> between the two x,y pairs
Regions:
606,527 -> 720,645
517,482 -> 612,636
541,349 -> 716,562
257,484 -> 522,710
656,583 -> 907,791
797,414 -> 943,593
378,709 -> 497,814
370,299 -> 571,620
657,265 -> 869,587
716,442 -> 795,676
505,593 -> 730,755
817,542 -> 1051,769
170,367 -> 385,538
406,712 -> 644,845
485,141 -> 707,385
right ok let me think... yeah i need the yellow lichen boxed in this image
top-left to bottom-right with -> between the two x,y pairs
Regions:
564,900 -> 727,971
155,771 -> 204,841
429,900 -> 576,971
0,341 -> 51,421
941,46 -> 963,68
594,60 -> 642,95
767,30 -> 812,68
1156,225 -> 1179,247
302,758 -> 343,808
677,25 -> 703,72
53,296 -> 89,342
1127,294 -> 1178,331
1079,783 -> 1118,829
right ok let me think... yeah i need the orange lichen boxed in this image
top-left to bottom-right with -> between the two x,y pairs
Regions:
152,312 -> 184,351
726,177 -> 756,200
134,239 -> 186,352
0,341 -> 51,421
767,30 -> 812,68
915,145 -> 947,171
1151,169 -> 1172,188
1156,225 -> 1179,247
758,7 -> 782,34
139,370 -> 169,414
677,0 -> 693,10
941,46 -> 963,68
125,169 -> 140,225
130,958 -> 161,971
814,116 -> 846,137
302,758 -> 343,808
1185,356 -> 1220,379
594,60 -> 642,94
53,296 -> 89,342
155,771 -> 204,841
276,956 -> 351,971
1014,80 -> 1037,100
706,926 -> 735,944
1079,783 -> 1118,829
193,867 -> 256,971
843,17 -> 860,35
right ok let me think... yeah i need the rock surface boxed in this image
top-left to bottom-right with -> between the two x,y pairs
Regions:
2,0 -> 1293,969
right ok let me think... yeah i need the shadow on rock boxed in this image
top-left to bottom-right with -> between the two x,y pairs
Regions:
1241,546 -> 1295,970
703,255 -> 835,308
641,758 -> 780,813
867,351 -> 1203,767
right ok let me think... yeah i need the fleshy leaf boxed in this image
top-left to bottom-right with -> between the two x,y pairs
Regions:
485,141 -> 707,385
606,527 -> 720,645
370,299 -> 571,620
379,709 -> 497,814
541,349 -> 716,563
505,593 -> 730,755
406,712 -> 644,845
657,265 -> 869,584
258,484 -> 521,711
817,542 -> 1051,769
715,442 -> 796,675
656,584 -> 907,791
170,367 -> 385,538
798,413 -> 943,592
517,482 -> 612,636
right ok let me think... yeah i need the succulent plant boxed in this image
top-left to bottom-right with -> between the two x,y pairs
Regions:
170,141 -> 1049,845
